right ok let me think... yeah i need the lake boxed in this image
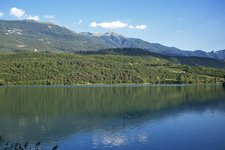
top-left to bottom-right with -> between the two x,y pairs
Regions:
0,85 -> 225,150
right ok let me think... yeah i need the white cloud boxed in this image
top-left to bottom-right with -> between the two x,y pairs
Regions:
90,20 -> 128,29
90,20 -> 147,30
26,15 -> 40,21
10,7 -> 25,18
44,15 -> 55,19
128,25 -> 135,29
129,25 -> 147,30
43,15 -> 55,23
90,22 -> 97,27
136,25 -> 147,30
0,12 -> 4,17
9,7 -> 40,21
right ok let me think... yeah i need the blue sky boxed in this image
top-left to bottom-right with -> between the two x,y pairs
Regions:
1,0 -> 225,51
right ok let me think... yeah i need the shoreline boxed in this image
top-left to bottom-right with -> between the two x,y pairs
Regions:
0,83 -> 223,88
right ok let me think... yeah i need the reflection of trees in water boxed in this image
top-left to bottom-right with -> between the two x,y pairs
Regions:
0,85 -> 224,143
0,85 -> 224,116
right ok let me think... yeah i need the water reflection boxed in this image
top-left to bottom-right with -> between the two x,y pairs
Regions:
0,85 -> 224,149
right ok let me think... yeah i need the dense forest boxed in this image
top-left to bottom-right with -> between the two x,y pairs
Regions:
0,49 -> 224,86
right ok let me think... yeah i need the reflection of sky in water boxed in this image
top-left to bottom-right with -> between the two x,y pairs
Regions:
93,133 -> 127,147
92,131 -> 149,147
51,125 -> 151,149
3,107 -> 225,150
42,109 -> 225,150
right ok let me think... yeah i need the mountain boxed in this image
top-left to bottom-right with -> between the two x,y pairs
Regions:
0,20 -> 112,52
0,20 -> 225,60
214,50 -> 225,60
87,32 -> 225,60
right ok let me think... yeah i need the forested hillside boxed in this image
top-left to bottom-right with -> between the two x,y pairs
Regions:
0,50 -> 224,86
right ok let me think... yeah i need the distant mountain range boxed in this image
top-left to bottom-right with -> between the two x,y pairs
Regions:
82,32 -> 225,60
0,20 -> 225,60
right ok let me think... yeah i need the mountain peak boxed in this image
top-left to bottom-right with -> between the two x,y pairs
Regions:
81,32 -> 127,38
102,32 -> 126,38
80,32 -> 102,37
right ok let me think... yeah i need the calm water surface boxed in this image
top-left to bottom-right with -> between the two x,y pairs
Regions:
0,85 -> 225,150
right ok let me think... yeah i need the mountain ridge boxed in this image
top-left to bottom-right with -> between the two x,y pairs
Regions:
81,31 -> 225,60
0,20 -> 225,60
